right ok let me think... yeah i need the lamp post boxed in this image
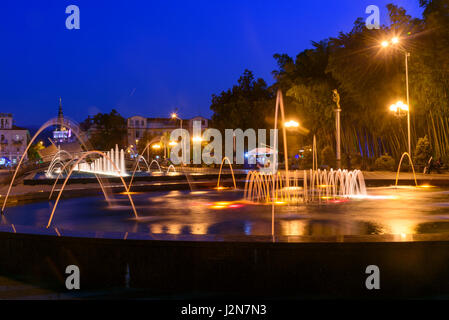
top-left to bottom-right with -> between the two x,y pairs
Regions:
171,112 -> 184,164
389,101 -> 410,151
284,120 -> 300,167
332,89 -> 341,169
382,37 -> 411,156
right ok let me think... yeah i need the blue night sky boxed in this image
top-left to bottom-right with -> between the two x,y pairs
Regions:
0,0 -> 423,127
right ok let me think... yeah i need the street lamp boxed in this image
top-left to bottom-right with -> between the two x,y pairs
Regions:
171,112 -> 185,164
381,36 -> 412,156
389,101 -> 409,114
284,120 -> 300,128
171,112 -> 183,130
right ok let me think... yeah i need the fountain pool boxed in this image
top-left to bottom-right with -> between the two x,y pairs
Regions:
3,186 -> 449,240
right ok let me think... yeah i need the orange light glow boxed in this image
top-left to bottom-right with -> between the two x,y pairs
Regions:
211,205 -> 226,209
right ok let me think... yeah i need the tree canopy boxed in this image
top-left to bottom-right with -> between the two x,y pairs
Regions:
80,109 -> 127,151
210,70 -> 274,132
210,0 -> 449,165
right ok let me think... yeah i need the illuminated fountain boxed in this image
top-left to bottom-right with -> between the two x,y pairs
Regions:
45,148 -> 73,178
74,144 -> 127,177
166,165 -> 176,174
395,152 -> 418,187
47,150 -> 138,228
240,90 -> 369,235
244,169 -> 366,204
1,116 -> 114,215
216,157 -> 237,190
149,160 -> 162,173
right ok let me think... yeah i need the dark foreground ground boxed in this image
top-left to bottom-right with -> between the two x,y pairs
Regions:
2,230 -> 449,300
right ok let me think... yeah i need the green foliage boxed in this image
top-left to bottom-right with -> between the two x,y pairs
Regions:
81,109 -> 126,151
208,1 -> 449,164
350,152 -> 363,169
414,135 -> 432,165
320,145 -> 335,167
136,131 -> 157,155
299,147 -> 313,170
210,70 -> 273,132
27,142 -> 44,161
374,154 -> 396,171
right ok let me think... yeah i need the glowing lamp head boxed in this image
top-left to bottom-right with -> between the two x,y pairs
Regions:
192,136 -> 203,142
381,41 -> 389,48
391,37 -> 399,44
168,141 -> 177,147
284,120 -> 299,128
152,144 -> 161,150
399,103 -> 409,111
171,113 -> 178,119
390,101 -> 409,113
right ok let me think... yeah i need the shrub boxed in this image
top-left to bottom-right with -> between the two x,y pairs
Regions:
374,154 -> 395,171
350,152 -> 362,169
414,135 -> 432,166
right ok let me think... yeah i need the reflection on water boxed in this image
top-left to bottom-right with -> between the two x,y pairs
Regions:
4,187 -> 449,238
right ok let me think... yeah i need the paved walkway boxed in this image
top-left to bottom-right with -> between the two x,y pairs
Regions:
363,171 -> 449,180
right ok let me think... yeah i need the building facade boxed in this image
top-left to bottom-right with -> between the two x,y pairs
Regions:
0,113 -> 29,166
127,115 -> 209,147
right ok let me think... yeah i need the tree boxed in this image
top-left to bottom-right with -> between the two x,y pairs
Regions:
273,41 -> 337,153
81,109 -> 126,151
27,141 -> 45,161
375,154 -> 395,171
207,2 -> 449,166
210,70 -> 273,132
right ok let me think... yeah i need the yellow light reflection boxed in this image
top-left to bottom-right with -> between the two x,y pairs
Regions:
211,205 -> 226,209
281,220 -> 305,236
191,223 -> 208,235
151,224 -> 163,234
215,202 -> 231,206
167,224 -> 181,234
387,219 -> 416,238
418,185 -> 434,188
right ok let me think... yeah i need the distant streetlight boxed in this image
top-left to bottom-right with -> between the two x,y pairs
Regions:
381,36 -> 411,156
192,136 -> 203,142
152,144 -> 161,150
168,141 -> 178,147
171,112 -> 183,130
